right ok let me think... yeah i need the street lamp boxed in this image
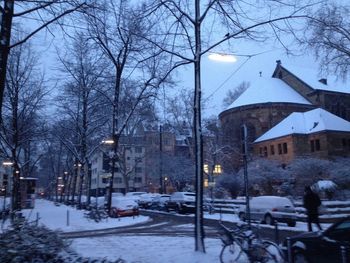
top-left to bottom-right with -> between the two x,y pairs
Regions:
208,52 -> 237,63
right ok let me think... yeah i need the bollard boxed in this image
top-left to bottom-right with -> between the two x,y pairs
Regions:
341,246 -> 347,263
66,210 -> 70,226
286,237 -> 292,263
274,219 -> 279,244
36,212 -> 39,226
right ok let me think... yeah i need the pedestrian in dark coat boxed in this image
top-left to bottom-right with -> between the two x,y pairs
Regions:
303,186 -> 322,232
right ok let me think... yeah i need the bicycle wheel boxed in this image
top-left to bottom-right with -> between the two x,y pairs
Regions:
219,241 -> 243,263
261,240 -> 284,263
250,242 -> 279,263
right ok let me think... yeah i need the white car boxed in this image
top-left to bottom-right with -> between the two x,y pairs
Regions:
238,196 -> 297,227
138,193 -> 160,208
125,192 -> 148,202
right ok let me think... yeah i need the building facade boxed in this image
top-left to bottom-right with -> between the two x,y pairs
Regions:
219,61 -> 350,166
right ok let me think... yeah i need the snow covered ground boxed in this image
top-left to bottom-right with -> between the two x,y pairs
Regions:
1,199 -> 333,262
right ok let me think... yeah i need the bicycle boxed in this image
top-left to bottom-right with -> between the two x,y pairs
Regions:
219,222 -> 284,263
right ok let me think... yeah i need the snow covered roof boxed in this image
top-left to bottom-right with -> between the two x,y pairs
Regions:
283,65 -> 350,94
255,108 -> 350,143
226,76 -> 311,110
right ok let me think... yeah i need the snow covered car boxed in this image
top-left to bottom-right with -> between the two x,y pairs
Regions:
125,192 -> 147,203
110,197 -> 139,217
165,192 -> 196,214
149,194 -> 171,211
238,196 -> 297,227
138,193 -> 160,209
282,216 -> 350,263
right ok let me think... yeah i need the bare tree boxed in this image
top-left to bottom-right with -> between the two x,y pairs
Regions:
85,0 -> 174,214
0,0 -> 90,117
0,34 -> 48,211
55,32 -> 109,207
141,0 -> 315,252
222,81 -> 250,109
301,3 -> 350,80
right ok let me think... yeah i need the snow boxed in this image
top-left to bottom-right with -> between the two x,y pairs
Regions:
255,108 -> 350,142
314,180 -> 338,191
226,76 -> 311,110
284,65 -> 350,94
1,198 -> 338,262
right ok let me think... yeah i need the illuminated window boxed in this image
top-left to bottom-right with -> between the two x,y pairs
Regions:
213,165 -> 222,174
204,179 -> 208,187
204,164 -> 209,174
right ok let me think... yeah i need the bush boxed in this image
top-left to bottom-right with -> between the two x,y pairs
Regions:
0,223 -> 125,263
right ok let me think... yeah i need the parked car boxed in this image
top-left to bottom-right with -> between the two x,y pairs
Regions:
138,193 -> 160,209
110,197 -> 139,217
125,192 -> 147,203
149,194 -> 171,211
238,196 -> 297,227
166,192 -> 196,214
282,216 -> 350,263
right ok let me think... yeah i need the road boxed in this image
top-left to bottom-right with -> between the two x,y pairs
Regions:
61,210 -> 305,244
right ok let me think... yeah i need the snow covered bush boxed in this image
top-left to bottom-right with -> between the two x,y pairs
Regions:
215,173 -> 241,198
0,223 -> 125,263
237,158 -> 291,196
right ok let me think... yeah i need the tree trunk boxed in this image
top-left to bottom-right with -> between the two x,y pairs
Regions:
0,0 -> 14,118
194,0 -> 205,253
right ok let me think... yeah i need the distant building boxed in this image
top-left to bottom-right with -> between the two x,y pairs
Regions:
219,61 -> 350,167
90,137 -> 146,195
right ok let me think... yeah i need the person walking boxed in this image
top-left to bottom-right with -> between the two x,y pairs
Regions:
303,186 -> 322,232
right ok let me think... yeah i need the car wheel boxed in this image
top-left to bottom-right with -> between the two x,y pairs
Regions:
238,212 -> 246,222
264,214 -> 274,225
294,250 -> 309,263
288,221 -> 296,227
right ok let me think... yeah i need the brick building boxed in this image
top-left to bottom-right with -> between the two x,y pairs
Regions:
219,61 -> 350,166
254,108 -> 350,163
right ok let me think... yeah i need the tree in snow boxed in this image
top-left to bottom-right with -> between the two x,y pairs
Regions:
144,0 -> 317,252
286,157 -> 332,197
237,158 -> 291,196
0,32 -> 48,211
0,0 -> 90,117
222,81 -> 250,109
301,3 -> 350,80
55,32 -> 110,207
215,173 -> 241,199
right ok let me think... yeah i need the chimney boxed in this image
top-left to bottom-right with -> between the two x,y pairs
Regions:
319,78 -> 327,85
276,60 -> 281,65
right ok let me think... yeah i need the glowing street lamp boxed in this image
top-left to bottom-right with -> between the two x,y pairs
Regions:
102,139 -> 115,144
208,53 -> 237,63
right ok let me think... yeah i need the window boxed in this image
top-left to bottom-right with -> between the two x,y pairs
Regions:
114,177 -> 122,184
134,177 -> 142,183
342,138 -> 347,147
310,139 -> 321,152
213,165 -> 222,174
102,177 -> 109,184
259,147 -> 263,156
135,167 -> 142,173
263,146 -> 268,157
283,143 -> 288,154
204,164 -> 209,174
270,145 -> 275,155
278,144 -> 282,155
135,147 -> 142,153
315,139 -> 320,151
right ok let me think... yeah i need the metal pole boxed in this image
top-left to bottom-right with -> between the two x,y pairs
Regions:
287,237 -> 292,263
159,125 -> 163,194
242,124 -> 251,229
341,246 -> 347,263
66,210 -> 70,226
